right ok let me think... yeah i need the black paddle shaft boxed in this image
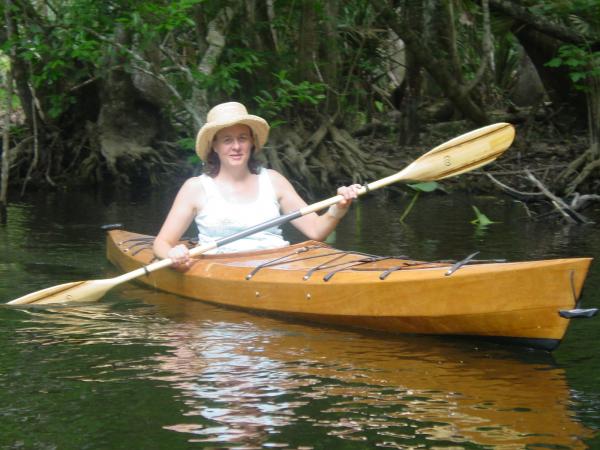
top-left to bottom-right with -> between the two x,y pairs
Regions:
214,210 -> 303,248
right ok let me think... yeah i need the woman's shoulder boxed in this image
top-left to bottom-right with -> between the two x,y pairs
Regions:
178,176 -> 208,196
264,168 -> 287,184
172,176 -> 209,211
264,168 -> 296,198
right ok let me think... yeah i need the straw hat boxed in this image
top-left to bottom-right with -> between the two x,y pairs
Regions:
195,102 -> 270,161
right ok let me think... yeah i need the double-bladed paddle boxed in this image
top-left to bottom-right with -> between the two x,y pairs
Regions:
7,122 -> 515,306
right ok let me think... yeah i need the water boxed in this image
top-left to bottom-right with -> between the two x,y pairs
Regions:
1,189 -> 599,449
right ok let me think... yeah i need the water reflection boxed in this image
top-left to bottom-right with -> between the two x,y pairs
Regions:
2,193 -> 599,449
9,289 -> 593,449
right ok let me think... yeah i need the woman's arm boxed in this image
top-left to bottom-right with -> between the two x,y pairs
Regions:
153,178 -> 205,267
268,169 -> 360,241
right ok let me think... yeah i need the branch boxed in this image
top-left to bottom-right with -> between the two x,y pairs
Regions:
83,27 -> 201,125
445,0 -> 463,83
2,0 -> 16,208
197,5 -> 236,76
20,81 -> 40,196
191,3 -> 241,127
486,173 -> 544,200
525,170 -> 593,224
464,0 -> 494,94
489,0 -> 599,47
570,193 -> 600,211
158,44 -> 196,84
266,0 -> 279,52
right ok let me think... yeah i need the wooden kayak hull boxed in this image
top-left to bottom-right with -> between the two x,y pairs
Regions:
106,230 -> 594,350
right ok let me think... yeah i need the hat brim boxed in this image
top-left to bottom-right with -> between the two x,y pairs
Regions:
195,116 -> 269,162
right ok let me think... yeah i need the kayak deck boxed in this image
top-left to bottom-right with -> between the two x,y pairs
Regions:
106,229 -> 595,350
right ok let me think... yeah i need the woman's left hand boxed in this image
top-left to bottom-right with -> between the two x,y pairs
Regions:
327,184 -> 362,220
337,183 -> 362,207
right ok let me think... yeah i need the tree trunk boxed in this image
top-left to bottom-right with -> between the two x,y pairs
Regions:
297,0 -> 319,84
444,0 -> 463,85
589,79 -> 600,160
1,70 -> 13,222
558,76 -> 600,194
509,49 -> 545,107
92,25 -> 167,183
193,4 -> 240,127
266,0 -> 279,52
373,0 -> 488,125
1,0 -> 15,222
465,0 -> 494,98
489,0 -> 595,47
398,1 -> 423,144
511,26 -> 587,120
488,0 -> 589,120
245,0 -> 276,53
321,0 -> 340,115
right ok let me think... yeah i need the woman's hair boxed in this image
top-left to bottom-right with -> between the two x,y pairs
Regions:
203,147 -> 262,177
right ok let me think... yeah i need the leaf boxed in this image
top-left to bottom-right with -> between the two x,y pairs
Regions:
325,230 -> 336,244
546,58 -> 562,68
470,206 -> 497,226
177,138 -> 195,151
408,181 -> 439,193
399,192 -> 419,223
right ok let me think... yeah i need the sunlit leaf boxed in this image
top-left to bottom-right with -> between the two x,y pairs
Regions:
471,206 -> 498,226
408,181 -> 439,193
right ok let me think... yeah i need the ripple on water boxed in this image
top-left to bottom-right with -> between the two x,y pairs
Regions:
1,194 -> 599,449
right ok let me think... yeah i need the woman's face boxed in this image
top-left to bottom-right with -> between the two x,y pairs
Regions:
212,124 -> 254,169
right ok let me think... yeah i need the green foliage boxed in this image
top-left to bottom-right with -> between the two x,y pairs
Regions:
132,0 -> 204,33
0,89 -> 21,111
546,45 -> 600,91
4,0 -> 597,180
399,182 -> 441,223
176,137 -> 201,165
408,181 -> 439,193
254,70 -> 326,124
6,0 -> 114,119
532,0 -> 600,31
0,55 -> 20,110
0,53 -> 11,72
399,191 -> 420,223
471,206 -> 498,226
200,48 -> 264,95
530,0 -> 600,92
325,229 -> 336,244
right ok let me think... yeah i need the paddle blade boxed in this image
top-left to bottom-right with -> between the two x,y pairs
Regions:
396,123 -> 515,182
7,279 -> 116,305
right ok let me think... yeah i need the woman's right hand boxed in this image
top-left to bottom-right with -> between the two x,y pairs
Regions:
167,244 -> 192,271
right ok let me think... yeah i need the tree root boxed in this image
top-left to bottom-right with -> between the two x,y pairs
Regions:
563,157 -> 600,196
265,123 -> 397,197
524,170 -> 592,224
69,120 -> 182,186
559,145 -> 600,195
487,169 -> 597,224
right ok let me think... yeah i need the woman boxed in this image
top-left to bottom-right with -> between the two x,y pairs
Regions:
153,101 -> 361,269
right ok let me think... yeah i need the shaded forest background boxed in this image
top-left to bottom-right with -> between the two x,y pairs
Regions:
1,0 -> 599,218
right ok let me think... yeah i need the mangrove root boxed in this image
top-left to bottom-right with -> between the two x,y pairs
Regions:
264,123 -> 397,197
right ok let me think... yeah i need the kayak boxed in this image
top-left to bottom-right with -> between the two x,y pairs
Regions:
106,229 -> 596,350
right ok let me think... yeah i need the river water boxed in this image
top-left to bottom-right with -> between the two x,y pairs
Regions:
1,188 -> 599,449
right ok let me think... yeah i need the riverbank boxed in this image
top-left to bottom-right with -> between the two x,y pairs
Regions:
3,113 -> 599,226
356,117 -> 600,224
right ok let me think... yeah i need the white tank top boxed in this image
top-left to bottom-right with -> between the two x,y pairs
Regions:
194,168 -> 289,254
